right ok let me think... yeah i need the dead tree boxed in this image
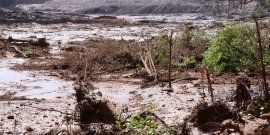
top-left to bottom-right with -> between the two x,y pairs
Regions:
168,30 -> 173,90
138,40 -> 157,82
205,68 -> 214,102
234,75 -> 253,109
253,15 -> 268,101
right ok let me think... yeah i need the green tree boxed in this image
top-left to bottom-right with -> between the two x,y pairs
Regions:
203,23 -> 258,72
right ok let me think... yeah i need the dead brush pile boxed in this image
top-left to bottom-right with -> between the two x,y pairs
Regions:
62,39 -> 140,80
0,37 -> 50,58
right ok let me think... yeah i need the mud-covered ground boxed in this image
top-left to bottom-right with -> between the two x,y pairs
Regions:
0,15 -> 270,134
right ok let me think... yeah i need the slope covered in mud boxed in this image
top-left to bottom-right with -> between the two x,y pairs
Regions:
0,0 -> 265,15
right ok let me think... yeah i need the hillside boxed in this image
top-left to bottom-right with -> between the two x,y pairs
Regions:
0,0 -> 219,14
0,0 -> 266,14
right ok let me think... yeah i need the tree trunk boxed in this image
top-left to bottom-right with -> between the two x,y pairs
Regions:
253,15 -> 268,101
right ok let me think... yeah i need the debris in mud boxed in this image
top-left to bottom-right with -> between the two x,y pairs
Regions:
83,123 -> 117,135
242,117 -> 270,135
189,101 -> 237,132
62,39 -> 140,80
0,37 -> 50,58
0,91 -> 27,100
29,38 -> 50,48
234,75 -> 253,109
94,16 -> 133,25
74,81 -> 117,134
45,125 -> 81,135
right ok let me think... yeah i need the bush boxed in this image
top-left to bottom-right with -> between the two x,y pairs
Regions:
203,23 -> 258,72
22,51 -> 33,58
171,60 -> 181,68
249,101 -> 270,117
152,38 -> 168,65
180,56 -> 196,68
141,67 -> 148,75
117,102 -> 174,135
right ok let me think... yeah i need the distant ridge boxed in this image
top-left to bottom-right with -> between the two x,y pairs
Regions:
0,0 -> 266,15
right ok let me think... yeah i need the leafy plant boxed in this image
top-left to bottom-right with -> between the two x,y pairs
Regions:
153,50 -> 166,65
152,38 -> 168,66
22,51 -> 33,58
141,67 -> 148,75
117,102 -> 174,135
250,101 -> 270,116
171,57 -> 196,69
181,24 -> 193,47
171,60 -> 181,68
203,23 -> 258,72
180,56 -> 196,68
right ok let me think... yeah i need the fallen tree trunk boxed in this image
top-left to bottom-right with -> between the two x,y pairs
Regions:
0,37 -> 49,48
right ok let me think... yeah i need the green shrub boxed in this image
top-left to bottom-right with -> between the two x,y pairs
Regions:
203,23 -> 258,72
249,101 -> 270,117
117,102 -> 174,135
152,37 -> 168,66
171,60 -> 181,68
191,33 -> 211,47
153,50 -> 166,65
180,56 -> 196,68
22,51 -> 33,58
141,67 -> 148,75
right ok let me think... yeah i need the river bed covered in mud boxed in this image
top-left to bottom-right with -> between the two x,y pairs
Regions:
0,14 -> 266,134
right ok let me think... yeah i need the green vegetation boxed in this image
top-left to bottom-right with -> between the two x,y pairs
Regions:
171,60 -> 181,68
180,56 -> 196,68
141,67 -> 148,75
249,100 -> 270,116
117,102 -> 174,135
246,7 -> 269,18
203,23 -> 258,72
152,25 -> 208,70
153,38 -> 168,65
22,51 -> 33,58
181,24 -> 192,47
172,56 -> 196,69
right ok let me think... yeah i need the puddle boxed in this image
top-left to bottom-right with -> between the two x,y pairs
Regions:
0,59 -> 74,99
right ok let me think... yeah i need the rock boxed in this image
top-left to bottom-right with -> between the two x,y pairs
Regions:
68,74 -> 78,80
194,83 -> 200,87
5,51 -> 15,58
45,125 -> 81,135
24,126 -> 34,132
7,115 -> 14,119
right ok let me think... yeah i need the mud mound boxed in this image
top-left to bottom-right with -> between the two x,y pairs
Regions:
73,81 -> 119,134
74,82 -> 116,125
190,101 -> 237,132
